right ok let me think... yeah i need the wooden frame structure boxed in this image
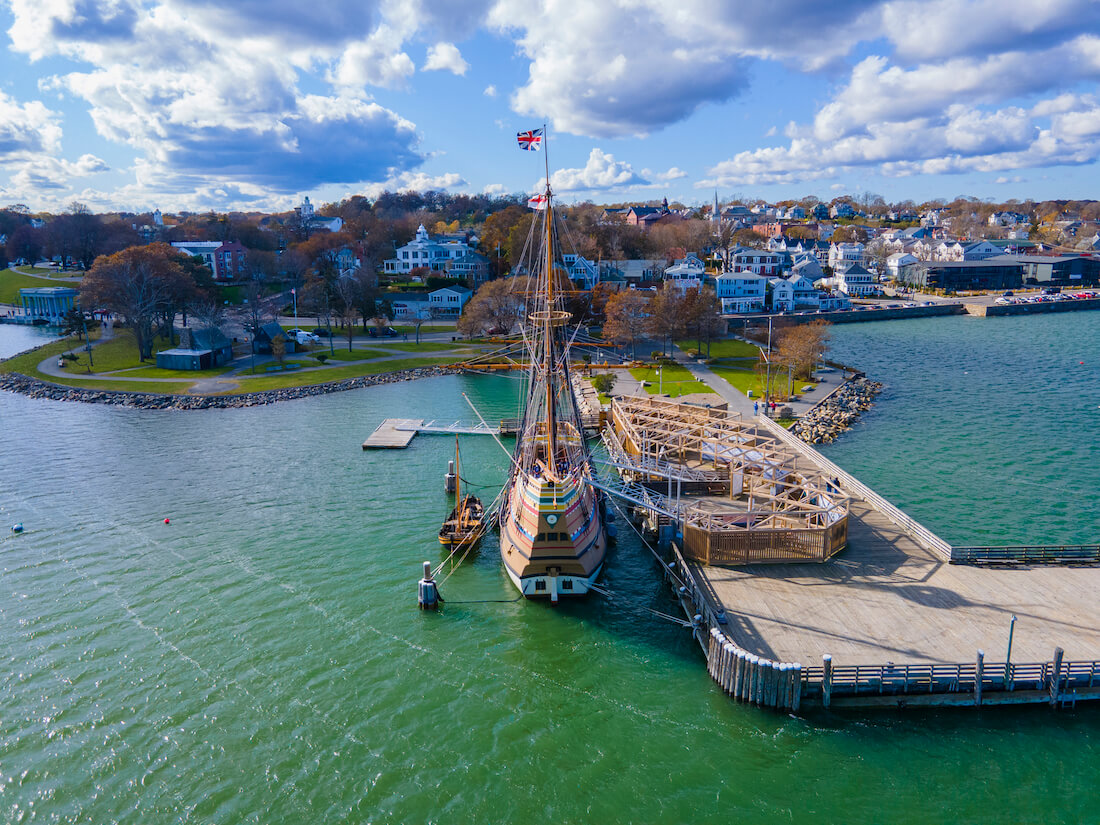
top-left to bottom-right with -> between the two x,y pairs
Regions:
608,395 -> 849,564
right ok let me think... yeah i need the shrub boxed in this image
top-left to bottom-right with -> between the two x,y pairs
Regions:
315,353 -> 329,364
591,373 -> 616,396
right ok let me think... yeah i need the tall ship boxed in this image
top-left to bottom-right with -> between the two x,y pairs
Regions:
499,152 -> 608,602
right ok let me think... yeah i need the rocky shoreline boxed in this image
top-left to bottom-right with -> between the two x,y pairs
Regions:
789,376 -> 883,444
0,367 -> 451,410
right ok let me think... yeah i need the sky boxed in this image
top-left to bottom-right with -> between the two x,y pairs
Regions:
2,0 -> 1100,214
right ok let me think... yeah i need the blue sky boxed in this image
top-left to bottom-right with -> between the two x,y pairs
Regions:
2,0 -> 1100,213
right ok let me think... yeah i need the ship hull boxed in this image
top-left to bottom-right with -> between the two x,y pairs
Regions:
499,468 -> 607,602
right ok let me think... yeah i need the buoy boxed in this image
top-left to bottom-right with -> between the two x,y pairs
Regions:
11,523 -> 23,533
418,561 -> 439,610
164,518 -> 170,524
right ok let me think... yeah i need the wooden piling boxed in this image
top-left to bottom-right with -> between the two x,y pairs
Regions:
734,650 -> 746,700
1050,647 -> 1065,706
791,664 -> 803,713
822,654 -> 834,709
975,649 -> 984,707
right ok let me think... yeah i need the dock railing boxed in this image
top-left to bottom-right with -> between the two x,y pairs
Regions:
949,545 -> 1100,565
756,416 -> 954,561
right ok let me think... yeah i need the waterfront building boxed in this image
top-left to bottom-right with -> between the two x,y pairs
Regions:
729,247 -> 783,276
562,253 -> 599,289
715,272 -> 767,313
828,242 -> 865,270
821,262 -> 879,297
903,258 -> 1022,291
427,285 -> 472,317
446,251 -> 491,287
1016,255 -> 1100,286
19,287 -> 78,324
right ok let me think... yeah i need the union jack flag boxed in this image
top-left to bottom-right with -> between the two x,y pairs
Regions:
516,128 -> 543,151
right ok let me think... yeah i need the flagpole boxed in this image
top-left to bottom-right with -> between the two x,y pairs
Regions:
543,121 -> 550,200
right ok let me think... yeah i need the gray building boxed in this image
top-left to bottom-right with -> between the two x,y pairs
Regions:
156,327 -> 235,371
1015,255 -> 1100,286
902,257 -> 1022,291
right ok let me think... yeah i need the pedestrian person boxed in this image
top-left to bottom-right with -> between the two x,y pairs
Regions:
753,401 -> 759,415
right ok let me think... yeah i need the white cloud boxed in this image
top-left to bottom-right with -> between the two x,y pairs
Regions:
0,90 -> 62,158
642,166 -> 688,184
482,182 -> 507,194
423,42 -> 469,75
484,84 -> 498,97
549,148 -> 647,192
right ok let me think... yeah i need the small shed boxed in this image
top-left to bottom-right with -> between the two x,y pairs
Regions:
156,326 -> 235,370
252,322 -> 297,354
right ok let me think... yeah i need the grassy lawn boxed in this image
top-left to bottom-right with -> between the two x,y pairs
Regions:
32,375 -> 195,393
709,365 -> 816,399
629,365 -> 715,398
0,334 -> 89,374
113,363 -> 237,379
228,356 -> 455,392
58,330 -> 174,374
391,324 -> 457,333
0,269 -> 74,304
676,338 -> 759,359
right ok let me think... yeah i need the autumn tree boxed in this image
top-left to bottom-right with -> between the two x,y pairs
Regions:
603,289 -> 650,358
332,275 -> 362,351
645,282 -> 685,356
775,319 -> 831,381
681,286 -> 724,356
80,243 -> 192,360
6,223 -> 43,265
457,276 -> 528,337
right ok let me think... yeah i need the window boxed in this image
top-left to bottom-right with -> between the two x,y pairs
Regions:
534,580 -> 547,591
561,580 -> 574,591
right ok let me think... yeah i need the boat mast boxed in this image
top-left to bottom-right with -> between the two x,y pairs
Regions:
454,435 -> 461,512
542,123 -> 558,475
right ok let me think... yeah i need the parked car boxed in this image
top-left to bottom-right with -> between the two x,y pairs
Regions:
368,326 -> 398,338
1042,286 -> 1061,295
294,331 -> 320,345
285,327 -> 306,337
312,328 -> 333,338
1002,291 -> 1014,297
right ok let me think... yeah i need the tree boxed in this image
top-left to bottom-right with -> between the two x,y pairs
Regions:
456,276 -> 528,337
591,372 -> 616,396
6,224 -> 43,265
332,275 -> 362,351
80,243 -> 192,360
775,319 -> 831,381
603,289 -> 650,358
681,286 -> 723,356
645,282 -> 685,355
271,333 -> 287,366
731,228 -> 765,249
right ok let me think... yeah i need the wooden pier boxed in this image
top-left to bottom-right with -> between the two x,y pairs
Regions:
617,403 -> 1100,711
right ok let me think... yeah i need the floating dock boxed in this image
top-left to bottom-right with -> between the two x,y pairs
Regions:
362,418 -> 423,449
608,398 -> 1100,711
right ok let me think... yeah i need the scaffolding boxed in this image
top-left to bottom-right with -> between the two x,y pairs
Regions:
607,395 -> 849,565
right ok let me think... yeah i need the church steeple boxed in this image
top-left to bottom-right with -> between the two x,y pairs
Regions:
713,190 -> 720,226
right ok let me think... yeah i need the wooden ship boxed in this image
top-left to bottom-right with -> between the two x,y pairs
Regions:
498,152 -> 608,602
439,437 -> 484,550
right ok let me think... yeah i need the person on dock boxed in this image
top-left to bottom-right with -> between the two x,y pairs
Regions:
754,401 -> 759,416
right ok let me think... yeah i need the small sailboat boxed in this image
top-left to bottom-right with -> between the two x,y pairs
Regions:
439,437 -> 485,550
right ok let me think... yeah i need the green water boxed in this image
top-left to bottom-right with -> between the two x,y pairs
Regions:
1,320 -> 1097,824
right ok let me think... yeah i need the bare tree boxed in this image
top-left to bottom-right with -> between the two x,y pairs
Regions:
645,282 -> 685,356
776,319 -> 831,381
332,275 -> 362,352
603,289 -> 650,359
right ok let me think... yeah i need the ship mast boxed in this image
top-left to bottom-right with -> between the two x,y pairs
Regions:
542,125 -> 557,475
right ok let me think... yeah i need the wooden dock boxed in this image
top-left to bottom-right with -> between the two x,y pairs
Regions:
627,412 -> 1100,710
362,418 -> 423,449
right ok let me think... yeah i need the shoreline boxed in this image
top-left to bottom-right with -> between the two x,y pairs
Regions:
0,367 -> 451,409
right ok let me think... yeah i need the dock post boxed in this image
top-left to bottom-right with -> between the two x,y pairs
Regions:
747,655 -> 759,704
444,460 -> 456,492
725,644 -> 737,695
417,561 -> 439,610
822,654 -> 834,709
755,659 -> 768,706
1050,647 -> 1065,706
776,663 -> 788,709
767,662 -> 779,707
733,649 -> 745,699
975,649 -> 984,707
792,664 -> 803,713
706,629 -> 717,677
718,642 -> 731,692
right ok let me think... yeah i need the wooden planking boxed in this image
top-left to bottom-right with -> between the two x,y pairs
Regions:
362,418 -> 423,449
697,493 -> 1100,667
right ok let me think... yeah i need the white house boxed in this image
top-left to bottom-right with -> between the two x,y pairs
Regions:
296,196 -> 343,233
769,278 -> 795,312
822,262 -> 878,296
887,252 -> 919,281
385,224 -> 474,275
828,242 -> 864,270
663,254 -> 706,291
715,272 -> 767,313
